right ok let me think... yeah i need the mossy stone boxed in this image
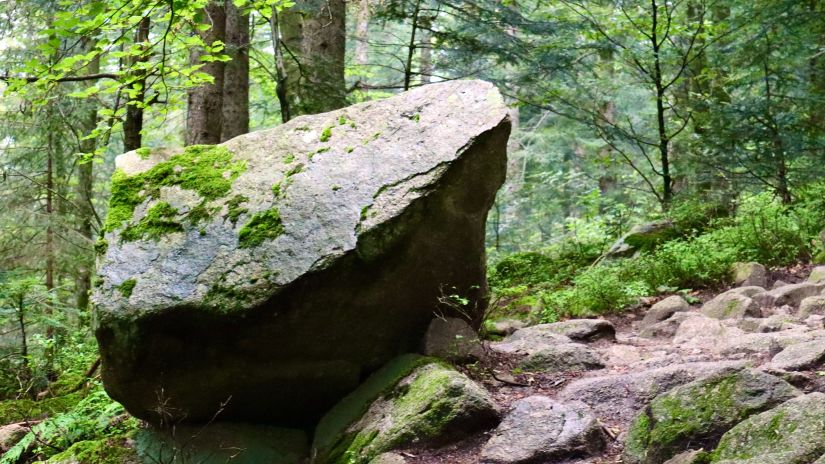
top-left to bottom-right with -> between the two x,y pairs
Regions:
624,369 -> 799,464
45,436 -> 139,463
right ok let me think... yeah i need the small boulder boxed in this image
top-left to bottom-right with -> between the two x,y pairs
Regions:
640,312 -> 700,339
48,437 -> 141,464
623,369 -> 799,464
808,265 -> 825,284
480,396 -> 605,464
484,319 -> 527,337
369,453 -> 407,464
701,292 -> 761,320
664,450 -> 708,464
770,339 -> 825,371
732,262 -> 768,288
755,282 -> 824,308
421,317 -> 484,363
642,296 -> 690,327
313,355 -> 499,464
557,361 -> 747,425
0,424 -> 29,453
771,280 -> 789,289
799,295 -> 825,318
519,343 -> 604,373
606,220 -> 676,257
510,319 -> 615,343
711,393 -> 825,463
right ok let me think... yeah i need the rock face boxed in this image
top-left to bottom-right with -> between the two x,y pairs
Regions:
421,317 -> 485,363
710,393 -> 825,464
313,355 -> 499,464
480,396 -> 605,464
92,80 -> 510,424
623,369 -> 799,464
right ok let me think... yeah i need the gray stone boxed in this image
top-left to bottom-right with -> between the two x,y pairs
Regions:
313,355 -> 499,464
0,424 -> 28,453
712,393 -> 825,464
640,312 -> 700,339
623,369 -> 799,464
484,319 -> 527,337
509,319 -> 615,343
421,317 -> 484,363
642,296 -> 690,327
606,220 -> 676,257
799,295 -> 825,318
770,339 -> 825,371
557,361 -> 747,425
519,343 -> 604,373
92,80 -> 510,424
732,262 -> 768,288
772,280 -> 789,289
701,292 -> 761,320
479,396 -> 606,464
369,453 -> 407,464
755,282 -> 825,308
674,315 -> 744,349
809,265 -> 825,284
664,450 -> 707,464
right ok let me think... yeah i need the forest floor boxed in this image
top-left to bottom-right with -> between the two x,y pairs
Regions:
399,263 -> 825,463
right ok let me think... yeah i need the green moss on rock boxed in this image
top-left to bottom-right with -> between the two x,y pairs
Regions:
135,147 -> 151,160
320,126 -> 333,143
0,393 -> 83,425
314,356 -> 498,464
624,370 -> 798,464
94,238 -> 108,256
226,195 -> 249,225
120,201 -> 183,242
117,279 -> 137,298
238,208 -> 285,249
103,145 -> 246,233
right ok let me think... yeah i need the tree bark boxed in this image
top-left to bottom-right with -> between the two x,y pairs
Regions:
280,0 -> 347,116
76,40 -> 100,312
186,1 -> 227,146
123,17 -> 150,151
221,0 -> 249,141
354,0 -> 370,68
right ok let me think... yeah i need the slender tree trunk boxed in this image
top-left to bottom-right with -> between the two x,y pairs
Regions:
123,17 -> 150,152
403,0 -> 422,90
76,41 -> 100,312
186,1 -> 227,146
418,14 -> 432,84
354,0 -> 370,67
270,6 -> 291,122
280,0 -> 347,116
222,0 -> 249,141
650,0 -> 672,208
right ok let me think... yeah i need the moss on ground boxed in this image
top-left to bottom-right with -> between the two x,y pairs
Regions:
0,393 -> 83,425
46,436 -> 138,463
238,208 -> 284,248
103,145 -> 246,234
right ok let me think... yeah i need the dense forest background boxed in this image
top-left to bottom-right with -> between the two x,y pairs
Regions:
0,0 -> 824,441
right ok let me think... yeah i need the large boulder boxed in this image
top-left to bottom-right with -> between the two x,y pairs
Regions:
623,369 -> 799,464
606,220 -> 677,257
710,393 -> 825,464
312,355 -> 499,464
92,81 -> 510,424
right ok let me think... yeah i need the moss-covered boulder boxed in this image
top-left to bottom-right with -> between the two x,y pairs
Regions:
92,80 -> 510,424
606,220 -> 677,257
312,355 -> 499,464
709,393 -> 825,464
623,369 -> 799,464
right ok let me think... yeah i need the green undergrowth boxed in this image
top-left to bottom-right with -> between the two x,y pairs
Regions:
0,385 -> 139,464
489,191 -> 825,323
103,145 -> 246,235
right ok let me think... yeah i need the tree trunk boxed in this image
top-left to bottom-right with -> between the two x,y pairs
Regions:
280,0 -> 347,116
123,17 -> 150,152
418,15 -> 432,84
354,0 -> 370,67
76,41 -> 100,312
221,0 -> 249,141
186,1 -> 227,146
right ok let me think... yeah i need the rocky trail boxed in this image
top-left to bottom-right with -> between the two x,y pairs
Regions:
386,263 -> 825,464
